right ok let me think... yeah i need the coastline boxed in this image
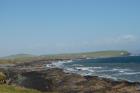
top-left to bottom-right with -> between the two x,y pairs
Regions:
0,57 -> 140,93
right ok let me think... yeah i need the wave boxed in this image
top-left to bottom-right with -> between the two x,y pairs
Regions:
98,75 -> 118,80
117,72 -> 140,75
112,68 -> 132,73
46,60 -> 73,68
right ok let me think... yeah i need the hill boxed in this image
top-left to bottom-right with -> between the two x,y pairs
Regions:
1,54 -> 36,59
0,54 -> 37,64
41,50 -> 130,59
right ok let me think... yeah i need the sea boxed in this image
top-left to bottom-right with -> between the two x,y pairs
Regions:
49,56 -> 140,82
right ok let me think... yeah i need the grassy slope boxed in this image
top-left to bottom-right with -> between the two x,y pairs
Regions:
1,54 -> 36,60
0,54 -> 38,64
43,50 -> 130,59
0,85 -> 41,93
2,54 -> 34,58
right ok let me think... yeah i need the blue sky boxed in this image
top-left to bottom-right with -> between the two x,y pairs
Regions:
0,0 -> 140,56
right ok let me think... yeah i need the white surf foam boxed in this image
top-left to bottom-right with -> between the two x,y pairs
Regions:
46,60 -> 73,68
118,72 -> 140,75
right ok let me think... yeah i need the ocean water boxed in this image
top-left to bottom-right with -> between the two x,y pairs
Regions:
53,56 -> 140,82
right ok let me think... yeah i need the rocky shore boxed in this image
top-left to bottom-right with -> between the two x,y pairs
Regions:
0,60 -> 140,93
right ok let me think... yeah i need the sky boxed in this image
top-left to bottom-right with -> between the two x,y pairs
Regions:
0,0 -> 140,56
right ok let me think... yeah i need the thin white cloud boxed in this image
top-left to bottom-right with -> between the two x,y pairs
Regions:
117,35 -> 137,42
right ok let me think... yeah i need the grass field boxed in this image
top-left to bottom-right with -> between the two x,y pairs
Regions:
0,85 -> 41,93
42,50 -> 130,59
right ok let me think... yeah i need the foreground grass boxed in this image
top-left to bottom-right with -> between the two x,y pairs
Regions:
0,85 -> 42,93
